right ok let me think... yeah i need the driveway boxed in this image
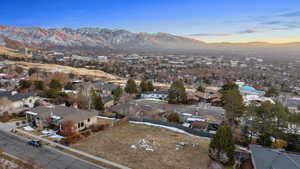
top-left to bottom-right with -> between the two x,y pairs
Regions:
0,121 -> 17,131
0,130 -> 104,169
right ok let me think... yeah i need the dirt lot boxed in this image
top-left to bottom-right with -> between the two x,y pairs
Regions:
72,121 -> 211,169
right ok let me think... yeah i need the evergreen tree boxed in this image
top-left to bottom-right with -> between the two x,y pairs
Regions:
34,80 -> 44,90
197,85 -> 205,92
112,86 -> 123,101
64,82 -> 74,90
49,79 -> 62,90
265,87 -> 279,97
19,80 -> 32,89
209,124 -> 235,166
91,89 -> 104,111
220,82 -> 238,93
222,89 -> 245,123
147,81 -> 154,91
125,78 -> 138,94
28,68 -> 38,76
140,79 -> 149,92
168,80 -> 187,104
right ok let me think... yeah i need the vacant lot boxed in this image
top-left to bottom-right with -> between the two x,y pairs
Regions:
72,121 -> 210,169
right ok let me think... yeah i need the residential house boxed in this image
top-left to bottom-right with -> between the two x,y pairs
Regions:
286,97 -> 300,113
25,105 -> 98,131
249,144 -> 300,169
75,81 -> 118,97
0,91 -> 38,115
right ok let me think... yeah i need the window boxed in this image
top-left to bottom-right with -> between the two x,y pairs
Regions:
87,118 -> 90,122
81,122 -> 84,127
77,123 -> 80,128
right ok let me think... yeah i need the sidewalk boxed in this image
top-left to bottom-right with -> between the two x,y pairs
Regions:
15,129 -> 131,169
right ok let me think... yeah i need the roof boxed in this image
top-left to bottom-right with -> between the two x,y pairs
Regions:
8,93 -> 36,102
102,96 -> 114,104
191,121 -> 209,128
29,106 -> 98,123
94,82 -> 117,91
0,91 -> 36,102
250,144 -> 300,169
0,91 -> 11,98
142,91 -> 168,95
287,97 -> 300,108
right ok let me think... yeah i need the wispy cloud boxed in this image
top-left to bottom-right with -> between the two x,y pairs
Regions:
238,29 -> 262,34
188,33 -> 231,37
261,21 -> 284,25
278,10 -> 300,17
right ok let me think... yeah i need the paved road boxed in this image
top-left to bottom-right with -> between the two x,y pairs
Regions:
0,121 -> 17,131
0,130 -> 104,169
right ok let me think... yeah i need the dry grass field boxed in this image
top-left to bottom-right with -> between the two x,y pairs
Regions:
4,60 -> 119,80
72,121 -> 211,169
3,60 -> 196,91
0,46 -> 23,57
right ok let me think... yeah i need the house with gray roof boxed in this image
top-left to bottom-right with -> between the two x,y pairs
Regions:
0,91 -> 38,115
25,105 -> 98,131
250,144 -> 300,169
102,96 -> 114,108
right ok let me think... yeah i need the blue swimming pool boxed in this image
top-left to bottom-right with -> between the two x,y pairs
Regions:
239,85 -> 265,95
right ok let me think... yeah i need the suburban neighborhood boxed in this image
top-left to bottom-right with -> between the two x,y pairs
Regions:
1,1 -> 300,169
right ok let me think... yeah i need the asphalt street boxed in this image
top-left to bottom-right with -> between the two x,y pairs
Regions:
0,130 -> 104,169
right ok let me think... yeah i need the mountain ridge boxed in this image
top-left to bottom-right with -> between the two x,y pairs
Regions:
0,24 -> 300,53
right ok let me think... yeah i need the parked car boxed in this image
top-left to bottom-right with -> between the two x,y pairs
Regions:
27,140 -> 42,147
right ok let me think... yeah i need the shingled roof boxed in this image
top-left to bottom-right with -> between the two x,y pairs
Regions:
0,91 -> 36,102
30,106 -> 98,123
250,144 -> 300,169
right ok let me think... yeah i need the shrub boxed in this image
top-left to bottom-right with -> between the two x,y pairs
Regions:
81,130 -> 91,137
272,140 -> 287,149
90,124 -> 109,132
167,112 -> 180,123
0,112 -> 11,122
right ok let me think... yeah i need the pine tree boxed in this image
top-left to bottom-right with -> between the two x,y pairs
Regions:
91,89 -> 104,111
168,80 -> 187,104
147,81 -> 154,91
140,79 -> 149,92
34,80 -> 44,90
125,78 -> 138,94
209,124 -> 235,166
49,79 -> 62,90
112,86 -> 123,101
197,85 -> 205,92
265,87 -> 278,97
220,82 -> 238,93
222,89 -> 245,123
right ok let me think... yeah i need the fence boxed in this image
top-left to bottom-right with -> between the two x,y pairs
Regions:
128,117 -> 214,138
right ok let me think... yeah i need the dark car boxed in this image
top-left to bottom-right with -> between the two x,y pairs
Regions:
27,140 -> 42,147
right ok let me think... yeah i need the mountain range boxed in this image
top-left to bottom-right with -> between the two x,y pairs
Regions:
0,25 -> 206,50
0,24 -> 300,58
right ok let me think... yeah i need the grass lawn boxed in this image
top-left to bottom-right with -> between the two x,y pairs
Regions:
72,121 -> 211,169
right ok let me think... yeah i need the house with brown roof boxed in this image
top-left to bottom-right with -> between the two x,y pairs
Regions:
25,105 -> 98,131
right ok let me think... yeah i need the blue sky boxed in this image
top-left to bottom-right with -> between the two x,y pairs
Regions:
1,0 -> 300,43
